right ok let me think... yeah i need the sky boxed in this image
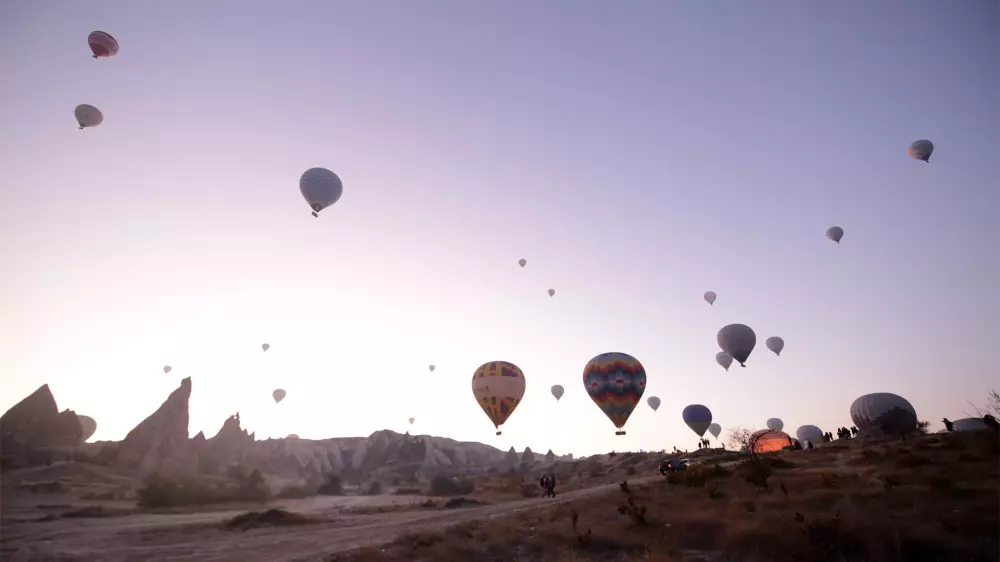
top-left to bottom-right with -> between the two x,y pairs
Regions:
1,0 -> 997,458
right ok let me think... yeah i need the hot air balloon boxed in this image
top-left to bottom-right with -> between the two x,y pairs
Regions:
952,418 -> 987,432
766,418 -> 784,432
708,423 -> 722,439
765,337 -> 784,356
682,404 -> 713,437
428,365 -> 436,373
908,140 -> 934,163
647,396 -> 661,412
287,434 -> 300,439
87,31 -> 119,59
261,343 -> 270,352
551,385 -> 565,401
163,366 -> 172,374
471,361 -> 526,435
518,259 -> 527,268
583,352 -> 646,435
715,352 -> 733,371
717,324 -> 756,367
850,392 -> 917,436
750,429 -> 793,453
77,415 -> 97,442
548,289 -> 555,297
408,417 -> 415,425
299,167 -> 343,217
826,226 -> 844,244
273,389 -> 287,404
704,291 -> 717,306
795,425 -> 823,445
75,104 -> 103,129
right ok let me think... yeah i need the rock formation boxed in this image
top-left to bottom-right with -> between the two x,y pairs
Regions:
115,377 -> 193,476
0,384 -> 84,454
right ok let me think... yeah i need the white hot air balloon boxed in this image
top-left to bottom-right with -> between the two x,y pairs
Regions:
715,352 -> 733,371
428,364 -> 436,373
75,104 -> 103,129
849,392 -> 917,437
261,343 -> 270,352
766,418 -> 784,432
299,167 -> 343,217
704,291 -> 717,306
551,384 -> 565,401
765,337 -> 784,356
951,418 -> 987,432
163,366 -> 172,374
548,289 -> 555,297
646,396 -> 661,412
826,226 -> 844,244
717,324 -> 756,367
908,140 -> 934,163
708,423 -> 722,439
77,415 -> 98,442
518,259 -> 527,268
795,425 -> 823,445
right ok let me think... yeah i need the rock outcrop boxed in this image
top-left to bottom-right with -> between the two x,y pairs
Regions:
115,377 -> 193,476
0,384 -> 84,454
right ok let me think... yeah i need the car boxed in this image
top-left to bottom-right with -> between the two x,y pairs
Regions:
659,459 -> 689,474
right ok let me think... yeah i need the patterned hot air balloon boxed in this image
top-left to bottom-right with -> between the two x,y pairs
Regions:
582,352 -> 647,435
88,31 -> 119,59
471,361 -> 526,435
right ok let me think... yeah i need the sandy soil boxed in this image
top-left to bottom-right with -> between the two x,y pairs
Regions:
1,476 -> 660,562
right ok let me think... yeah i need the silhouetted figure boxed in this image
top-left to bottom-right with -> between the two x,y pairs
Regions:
836,427 -> 845,440
942,418 -> 954,432
697,442 -> 703,450
983,414 -> 999,432
793,440 -> 803,450
540,474 -> 548,493
807,441 -> 814,450
546,473 -> 557,498
850,426 -> 859,437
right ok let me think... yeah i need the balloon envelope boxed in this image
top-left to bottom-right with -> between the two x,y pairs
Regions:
287,434 -> 300,439
163,366 -> 172,374
750,429 -> 793,453
75,104 -> 103,129
715,352 -> 733,371
548,289 -> 555,297
849,392 -> 917,436
77,415 -> 97,441
408,417 -> 415,425
551,384 -> 565,401
766,418 -> 784,432
299,167 -> 343,215
647,396 -> 661,412
952,418 -> 987,432
708,423 -> 722,439
261,343 -> 270,352
582,352 -> 646,430
518,259 -> 527,268
428,365 -> 436,372
908,139 -> 934,162
88,31 -> 119,58
765,337 -> 784,356
273,389 -> 287,403
704,291 -> 717,305
717,324 -> 756,367
682,404 -> 713,437
826,226 -> 844,243
796,425 -> 823,444
471,361 -> 526,433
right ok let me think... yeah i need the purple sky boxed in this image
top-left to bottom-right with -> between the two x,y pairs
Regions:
1,1 -> 997,456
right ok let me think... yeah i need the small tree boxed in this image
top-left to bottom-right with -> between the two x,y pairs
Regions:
726,426 -> 772,490
967,389 -> 1000,419
916,420 -> 930,435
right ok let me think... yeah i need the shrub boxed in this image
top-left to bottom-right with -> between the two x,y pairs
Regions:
428,475 -> 475,496
366,481 -> 384,495
136,468 -> 269,508
318,474 -> 344,496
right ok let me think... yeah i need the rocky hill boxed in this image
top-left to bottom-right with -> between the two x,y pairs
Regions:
1,379 -> 571,483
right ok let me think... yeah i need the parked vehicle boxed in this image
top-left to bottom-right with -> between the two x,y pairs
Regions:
659,458 -> 689,474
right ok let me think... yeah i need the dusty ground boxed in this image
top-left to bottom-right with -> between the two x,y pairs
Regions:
2,433 -> 996,562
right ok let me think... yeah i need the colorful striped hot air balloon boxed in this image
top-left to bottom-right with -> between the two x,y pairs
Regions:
582,352 -> 646,435
471,361 -> 526,435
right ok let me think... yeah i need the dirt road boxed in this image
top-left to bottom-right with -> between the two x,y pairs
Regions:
2,476 -> 658,562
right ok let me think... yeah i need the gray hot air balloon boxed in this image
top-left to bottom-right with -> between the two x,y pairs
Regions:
704,291 -> 717,306
261,343 -> 270,352
765,337 -> 784,356
299,167 -> 343,218
551,384 -> 565,401
163,365 -> 172,374
908,140 -> 934,163
715,352 -> 734,371
77,415 -> 97,441
708,423 -> 722,439
849,392 -> 917,436
272,388 -> 287,404
682,404 -> 713,437
951,418 -> 987,432
408,417 -> 415,425
717,324 -> 756,367
518,258 -> 527,268
795,425 -> 823,445
766,417 -> 784,432
548,289 -> 555,297
826,226 -> 844,244
647,396 -> 661,412
428,364 -> 436,373
74,104 -> 104,129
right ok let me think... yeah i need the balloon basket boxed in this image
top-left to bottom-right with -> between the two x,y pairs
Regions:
496,431 -> 502,436
311,212 -> 319,218
615,431 -> 626,436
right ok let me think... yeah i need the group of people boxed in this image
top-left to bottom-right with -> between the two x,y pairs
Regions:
539,473 -> 557,498
836,426 -> 859,440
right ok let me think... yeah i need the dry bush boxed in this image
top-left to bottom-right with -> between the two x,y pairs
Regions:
428,475 -> 475,496
365,481 -> 384,495
225,508 -> 324,531
136,469 -> 268,508
318,474 -> 344,496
